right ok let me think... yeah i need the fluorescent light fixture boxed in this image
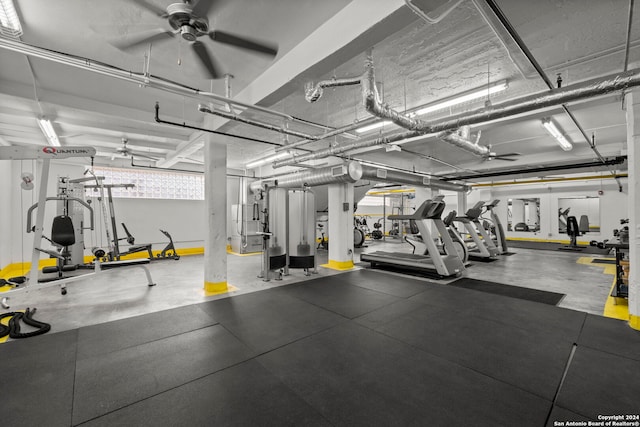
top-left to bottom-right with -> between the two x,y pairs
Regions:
0,0 -> 22,39
542,118 -> 572,151
355,80 -> 508,134
412,80 -> 508,116
37,118 -> 61,147
355,120 -> 393,134
245,151 -> 291,169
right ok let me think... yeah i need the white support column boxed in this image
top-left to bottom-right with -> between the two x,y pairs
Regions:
626,90 -> 640,330
203,133 -> 228,294
324,182 -> 355,270
457,191 -> 468,216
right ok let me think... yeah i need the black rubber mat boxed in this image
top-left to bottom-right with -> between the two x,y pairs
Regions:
375,304 -> 575,400
577,314 -> 640,361
448,277 -> 565,305
257,322 -> 550,426
546,405 -> 590,427
198,289 -> 345,353
77,303 -> 218,359
555,346 -> 640,419
590,258 -> 616,264
2,330 -> 77,427
273,275 -> 402,318
3,270 -> 639,425
80,360 -> 330,426
340,269 -> 431,298
409,284 -> 586,340
72,325 -> 256,425
502,251 -> 517,256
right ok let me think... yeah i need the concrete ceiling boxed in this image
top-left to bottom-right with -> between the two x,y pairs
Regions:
0,0 -> 637,183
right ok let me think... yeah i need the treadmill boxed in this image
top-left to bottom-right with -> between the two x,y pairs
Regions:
454,201 -> 500,259
483,199 -> 508,254
360,197 -> 465,277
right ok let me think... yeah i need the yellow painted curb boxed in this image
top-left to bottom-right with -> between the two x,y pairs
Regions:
204,281 -> 238,296
630,315 -> 640,331
321,260 -> 355,271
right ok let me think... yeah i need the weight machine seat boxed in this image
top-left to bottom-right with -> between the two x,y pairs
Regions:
51,215 -> 75,247
579,215 -> 590,233
566,216 -> 580,236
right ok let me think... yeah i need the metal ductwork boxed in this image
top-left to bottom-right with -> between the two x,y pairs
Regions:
305,76 -> 362,103
273,130 -> 422,168
249,161 -> 468,193
362,54 -> 640,135
249,161 -> 363,192
437,127 -> 491,157
360,165 -> 469,192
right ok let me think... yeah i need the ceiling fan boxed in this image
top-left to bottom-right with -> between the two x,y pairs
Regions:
484,151 -> 521,162
112,138 -> 161,161
111,0 -> 279,79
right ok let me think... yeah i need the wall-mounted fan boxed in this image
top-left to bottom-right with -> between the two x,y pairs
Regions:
111,0 -> 278,79
112,138 -> 161,161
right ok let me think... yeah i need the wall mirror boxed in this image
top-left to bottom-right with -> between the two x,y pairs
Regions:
507,198 -> 540,232
558,197 -> 600,233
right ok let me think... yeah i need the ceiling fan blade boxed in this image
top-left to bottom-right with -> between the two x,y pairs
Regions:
494,156 -> 518,161
111,28 -> 175,50
191,41 -> 223,79
209,30 -> 278,57
130,0 -> 168,17
191,0 -> 220,18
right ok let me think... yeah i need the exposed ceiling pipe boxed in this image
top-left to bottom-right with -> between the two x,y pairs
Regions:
273,116 -> 379,152
273,130 -> 422,168
362,54 -> 640,135
439,156 -> 627,181
249,161 -> 364,192
623,0 -> 635,72
359,164 -> 469,192
481,0 -> 623,191
304,76 -> 362,103
198,104 -> 321,141
249,160 -> 467,193
0,37 -> 344,134
437,126 -> 491,157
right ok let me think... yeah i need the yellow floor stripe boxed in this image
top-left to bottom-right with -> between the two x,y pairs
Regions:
576,256 -> 631,321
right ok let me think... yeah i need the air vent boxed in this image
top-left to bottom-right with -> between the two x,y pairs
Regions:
331,165 -> 346,177
376,169 -> 387,179
423,177 -> 431,185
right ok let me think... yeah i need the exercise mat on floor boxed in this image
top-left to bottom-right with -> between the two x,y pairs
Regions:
448,277 -> 565,306
590,258 -> 616,264
501,252 -> 517,256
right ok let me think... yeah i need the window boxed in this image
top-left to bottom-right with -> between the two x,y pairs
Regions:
88,166 -> 204,200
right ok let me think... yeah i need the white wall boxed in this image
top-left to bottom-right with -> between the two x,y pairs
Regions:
0,162 -> 13,269
469,179 -> 627,241
1,160 -> 256,268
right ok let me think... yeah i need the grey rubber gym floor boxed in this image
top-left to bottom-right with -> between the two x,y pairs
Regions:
2,268 -> 639,426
